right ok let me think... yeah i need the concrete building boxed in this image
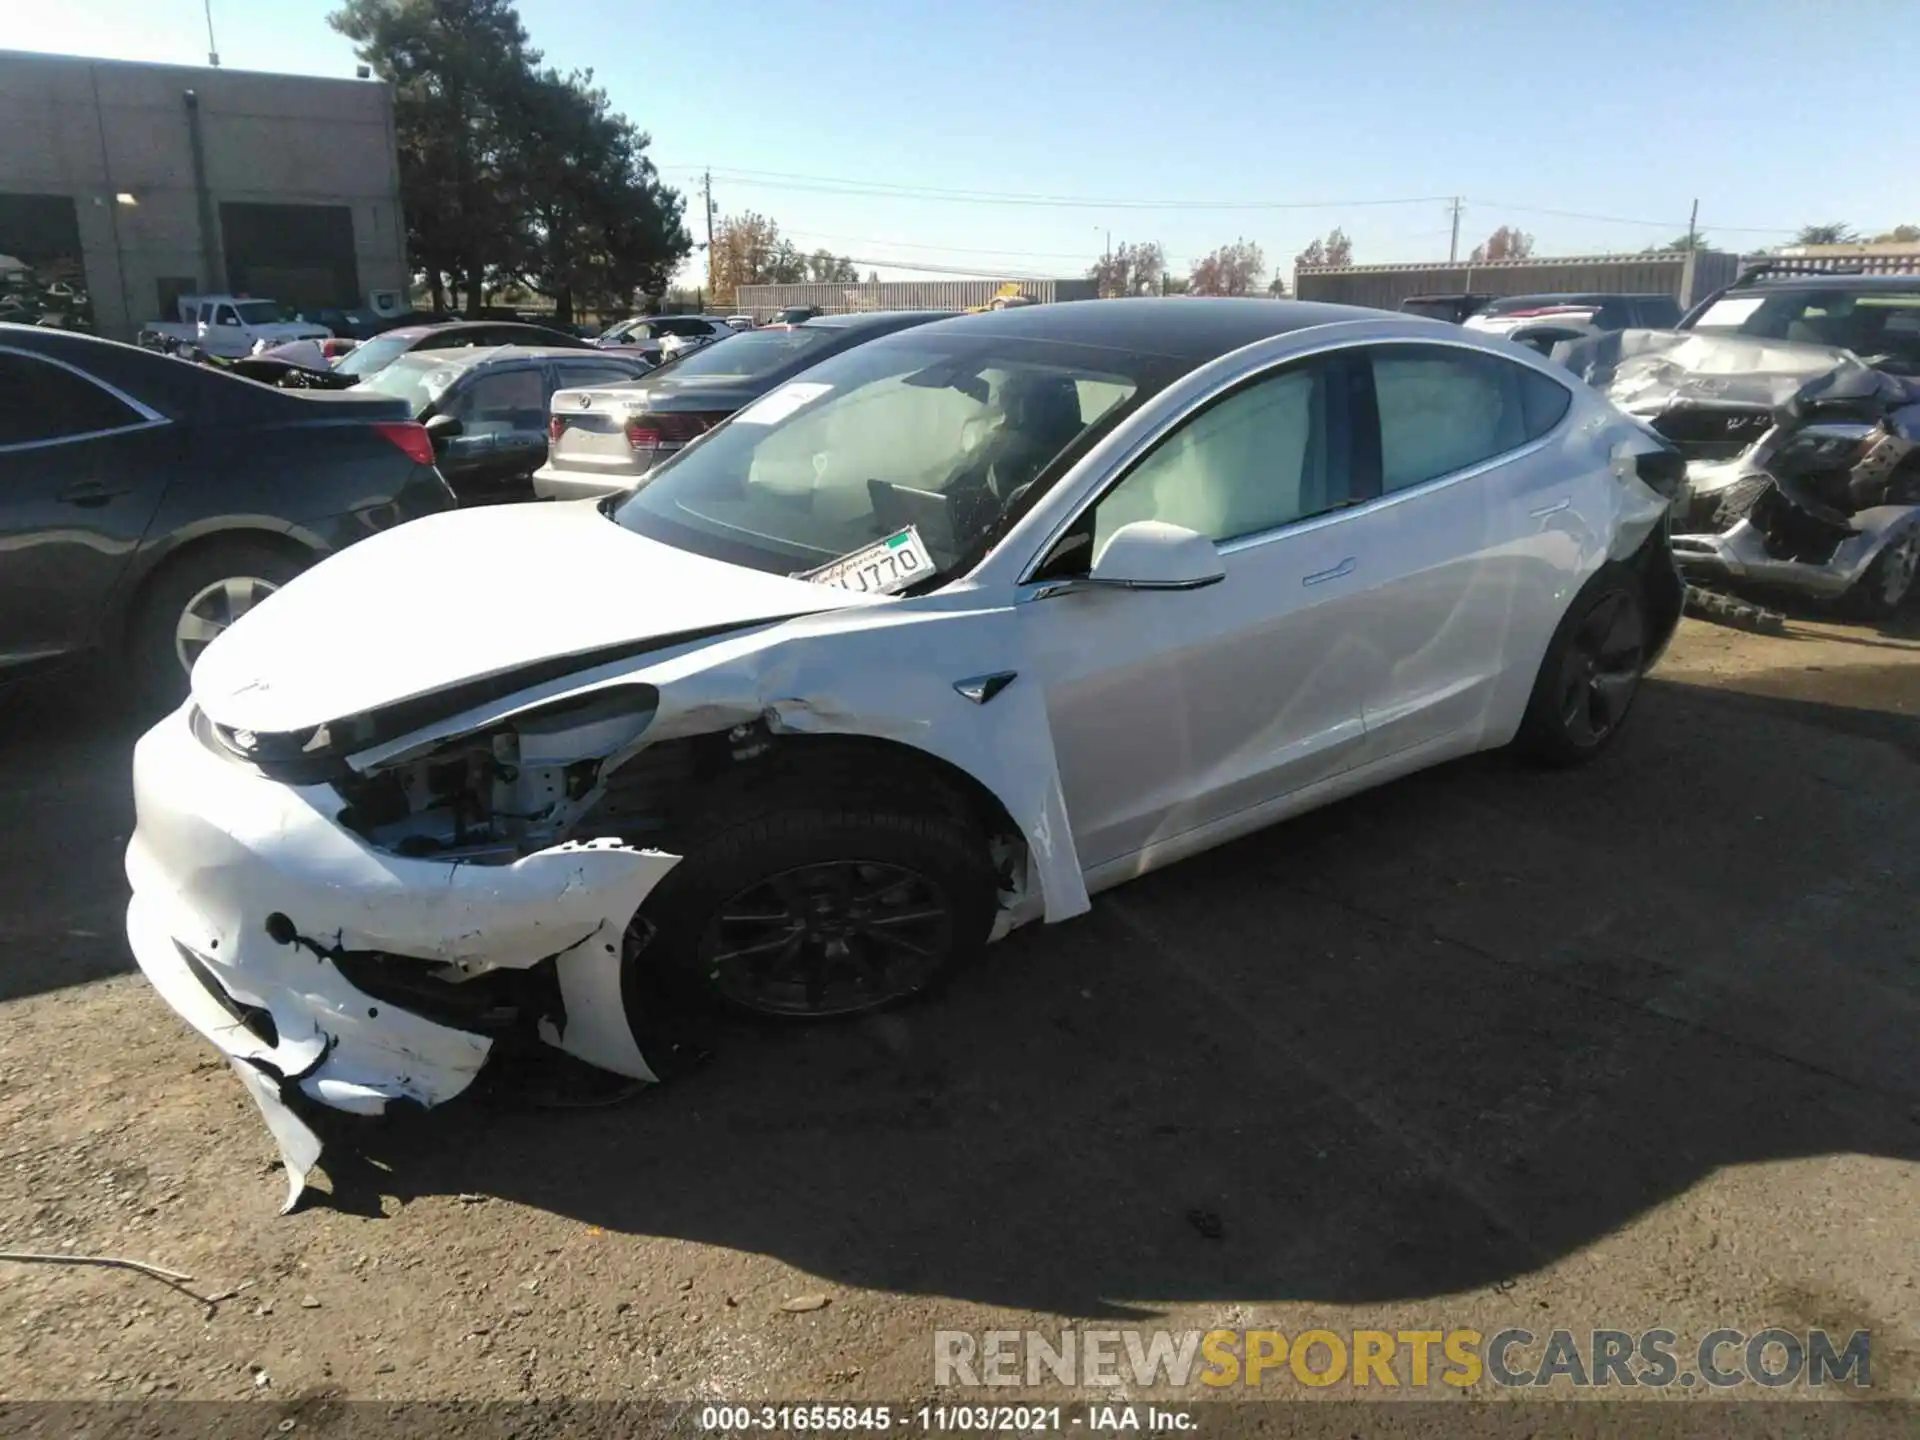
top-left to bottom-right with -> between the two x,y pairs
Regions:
0,50 -> 409,340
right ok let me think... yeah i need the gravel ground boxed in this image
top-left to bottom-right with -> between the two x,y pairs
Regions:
0,613 -> 1916,1417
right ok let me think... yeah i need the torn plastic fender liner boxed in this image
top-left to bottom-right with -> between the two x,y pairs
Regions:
338,599 -> 1095,925
597,598 -> 1093,923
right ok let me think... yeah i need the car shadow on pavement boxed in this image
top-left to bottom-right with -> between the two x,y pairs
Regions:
0,669 -> 146,1004
312,672 -> 1920,1314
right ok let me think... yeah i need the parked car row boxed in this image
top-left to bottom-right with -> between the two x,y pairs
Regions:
28,283 -> 1920,1211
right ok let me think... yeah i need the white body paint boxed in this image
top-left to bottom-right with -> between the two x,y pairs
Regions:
125,312 -> 1675,1204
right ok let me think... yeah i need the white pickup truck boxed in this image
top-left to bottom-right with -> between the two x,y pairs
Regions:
137,294 -> 332,359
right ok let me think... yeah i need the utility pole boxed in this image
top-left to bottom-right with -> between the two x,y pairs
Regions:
1681,196 -> 1703,305
1447,197 -> 1463,265
703,168 -> 715,296
203,0 -> 221,66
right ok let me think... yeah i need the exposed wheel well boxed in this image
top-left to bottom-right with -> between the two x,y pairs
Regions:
588,727 -> 1027,874
115,529 -> 318,653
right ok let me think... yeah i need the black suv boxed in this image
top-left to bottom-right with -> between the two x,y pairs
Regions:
1679,262 -> 1920,376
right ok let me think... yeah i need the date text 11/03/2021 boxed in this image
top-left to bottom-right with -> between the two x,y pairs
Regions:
697,1404 -> 1194,1432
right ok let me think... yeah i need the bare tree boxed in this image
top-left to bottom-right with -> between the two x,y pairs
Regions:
1795,223 -> 1861,246
1087,241 -> 1168,298
1470,225 -> 1535,263
1188,239 -> 1266,297
806,248 -> 859,283
707,212 -> 814,305
1293,228 -> 1353,270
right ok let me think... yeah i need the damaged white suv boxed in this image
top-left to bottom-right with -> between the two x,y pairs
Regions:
125,299 -> 1685,1207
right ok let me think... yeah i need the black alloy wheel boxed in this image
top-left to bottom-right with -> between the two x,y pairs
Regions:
1555,589 -> 1646,749
697,860 -> 955,1018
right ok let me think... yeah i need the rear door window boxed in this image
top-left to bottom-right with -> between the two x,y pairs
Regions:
0,354 -> 145,447
453,367 -> 551,434
1367,345 -> 1569,492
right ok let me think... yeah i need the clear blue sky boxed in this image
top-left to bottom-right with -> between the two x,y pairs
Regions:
11,0 -> 1919,288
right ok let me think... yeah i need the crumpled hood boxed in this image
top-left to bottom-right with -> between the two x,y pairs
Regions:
191,500 -> 873,736
1555,328 -> 1883,415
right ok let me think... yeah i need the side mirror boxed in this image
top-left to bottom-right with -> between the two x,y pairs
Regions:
1029,521 -> 1224,601
423,413 -> 463,450
1089,521 -> 1225,589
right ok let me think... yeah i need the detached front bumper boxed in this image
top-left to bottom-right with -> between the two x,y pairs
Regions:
124,705 -> 678,1210
1671,504 -> 1919,599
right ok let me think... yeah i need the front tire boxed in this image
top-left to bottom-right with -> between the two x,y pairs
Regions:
636,800 -> 998,1021
1515,570 -> 1649,766
128,540 -> 308,710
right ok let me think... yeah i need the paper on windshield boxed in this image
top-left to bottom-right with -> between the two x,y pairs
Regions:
735,380 -> 832,425
1693,296 -> 1766,328
795,526 -> 934,596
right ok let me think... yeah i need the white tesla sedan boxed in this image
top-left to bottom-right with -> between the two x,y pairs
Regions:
124,299 -> 1684,1206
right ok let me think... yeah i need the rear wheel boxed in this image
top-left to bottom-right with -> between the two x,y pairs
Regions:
128,540 -> 308,710
634,796 -> 998,1021
1515,573 -> 1648,766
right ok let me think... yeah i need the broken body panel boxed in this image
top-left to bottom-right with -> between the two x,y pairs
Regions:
126,311 -> 1679,1208
1558,329 -> 1920,600
125,506 -> 1087,1206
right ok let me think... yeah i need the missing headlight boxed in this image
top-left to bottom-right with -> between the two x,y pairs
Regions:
334,685 -> 659,861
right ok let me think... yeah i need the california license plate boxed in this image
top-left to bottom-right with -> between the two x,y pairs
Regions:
796,526 -> 935,595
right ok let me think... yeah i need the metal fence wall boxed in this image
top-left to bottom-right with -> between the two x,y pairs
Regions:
1766,249 -> 1920,276
1294,251 -> 1741,310
732,277 -> 1096,320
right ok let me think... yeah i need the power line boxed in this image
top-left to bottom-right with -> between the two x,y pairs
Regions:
672,165 -> 1810,235
665,163 -> 1451,212
1469,199 -> 1799,235
782,228 -> 1105,262
810,256 -> 1057,280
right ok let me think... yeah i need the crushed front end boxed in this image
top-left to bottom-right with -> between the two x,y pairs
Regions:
124,687 -> 680,1210
1559,329 -> 1920,604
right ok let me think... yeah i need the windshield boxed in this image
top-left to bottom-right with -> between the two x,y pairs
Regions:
235,301 -> 286,325
612,335 -> 1146,582
658,327 -> 837,381
1688,289 -> 1920,374
350,352 -> 466,416
333,333 -> 415,377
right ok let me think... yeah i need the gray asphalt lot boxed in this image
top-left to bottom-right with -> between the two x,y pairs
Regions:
0,614 -> 1915,1409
